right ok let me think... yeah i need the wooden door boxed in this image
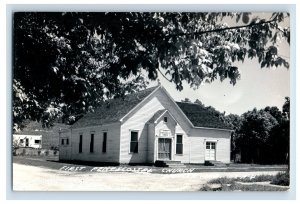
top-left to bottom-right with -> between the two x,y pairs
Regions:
158,138 -> 171,160
205,142 -> 216,161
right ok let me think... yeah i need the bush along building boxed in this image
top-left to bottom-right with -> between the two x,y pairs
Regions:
59,85 -> 232,165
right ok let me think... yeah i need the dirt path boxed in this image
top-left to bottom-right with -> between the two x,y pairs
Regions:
13,163 -> 283,191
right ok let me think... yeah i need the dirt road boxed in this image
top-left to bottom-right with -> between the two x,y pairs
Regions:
13,163 -> 282,191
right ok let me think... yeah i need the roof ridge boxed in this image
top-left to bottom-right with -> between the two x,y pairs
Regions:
176,101 -> 197,104
71,85 -> 160,128
103,85 -> 160,102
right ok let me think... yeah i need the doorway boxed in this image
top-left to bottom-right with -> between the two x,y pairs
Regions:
205,141 -> 216,161
158,138 -> 172,160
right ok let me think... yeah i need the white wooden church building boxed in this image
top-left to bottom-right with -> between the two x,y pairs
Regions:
59,85 -> 231,164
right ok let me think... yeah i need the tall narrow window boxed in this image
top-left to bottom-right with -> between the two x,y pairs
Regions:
176,134 -> 183,154
79,135 -> 82,153
102,132 -> 107,153
66,138 -> 69,145
61,139 -> 64,145
90,133 -> 94,153
130,131 -> 138,153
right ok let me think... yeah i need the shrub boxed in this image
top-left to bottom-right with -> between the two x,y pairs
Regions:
208,177 -> 235,184
271,172 -> 289,186
204,161 -> 214,166
237,174 -> 275,182
45,150 -> 49,156
200,183 -> 287,191
200,184 -> 222,191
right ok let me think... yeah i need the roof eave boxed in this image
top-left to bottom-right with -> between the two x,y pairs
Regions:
193,126 -> 233,132
119,85 -> 161,123
159,86 -> 195,128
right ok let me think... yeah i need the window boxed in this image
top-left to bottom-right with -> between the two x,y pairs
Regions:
130,131 -> 138,153
206,142 -> 216,149
164,116 -> 168,123
79,135 -> 83,153
176,134 -> 183,154
61,139 -> 64,145
66,138 -> 69,145
20,139 -> 24,143
102,132 -> 107,153
90,133 -> 94,153
35,140 -> 41,144
206,142 -> 210,149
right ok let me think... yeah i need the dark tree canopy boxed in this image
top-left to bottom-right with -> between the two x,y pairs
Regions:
13,12 -> 290,130
233,104 -> 289,164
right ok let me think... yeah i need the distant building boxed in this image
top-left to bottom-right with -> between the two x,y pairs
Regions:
13,134 -> 42,149
59,85 -> 232,164
13,121 -> 70,149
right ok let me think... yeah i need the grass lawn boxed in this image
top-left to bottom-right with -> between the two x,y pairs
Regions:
201,173 -> 290,191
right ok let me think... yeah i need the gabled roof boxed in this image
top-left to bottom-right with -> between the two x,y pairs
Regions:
176,102 -> 231,130
148,109 -> 166,123
148,109 -> 179,124
71,86 -> 159,129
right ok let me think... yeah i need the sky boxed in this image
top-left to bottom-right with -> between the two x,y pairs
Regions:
149,57 -> 290,115
148,13 -> 290,115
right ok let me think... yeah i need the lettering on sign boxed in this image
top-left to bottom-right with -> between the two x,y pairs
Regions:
59,165 -> 196,174
90,167 -> 153,173
59,166 -> 86,171
161,168 -> 195,173
160,130 -> 171,137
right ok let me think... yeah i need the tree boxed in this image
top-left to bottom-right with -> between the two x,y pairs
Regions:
236,108 -> 278,163
13,12 -> 290,130
194,99 -> 205,107
182,98 -> 191,103
282,97 -> 290,119
223,114 -> 242,161
264,106 -> 283,122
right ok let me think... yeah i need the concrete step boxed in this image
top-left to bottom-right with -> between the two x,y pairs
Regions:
155,160 -> 186,168
167,164 -> 186,168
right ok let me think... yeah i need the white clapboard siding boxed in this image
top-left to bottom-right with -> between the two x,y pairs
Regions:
189,128 -> 231,163
120,88 -> 192,163
147,123 -> 155,163
66,86 -> 231,164
70,122 -> 121,163
153,111 -> 190,162
59,131 -> 72,160
120,93 -> 165,163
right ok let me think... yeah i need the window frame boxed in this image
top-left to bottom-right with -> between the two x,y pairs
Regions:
129,130 -> 139,153
102,132 -> 107,153
90,133 -> 94,153
79,134 -> 83,153
175,134 -> 183,155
